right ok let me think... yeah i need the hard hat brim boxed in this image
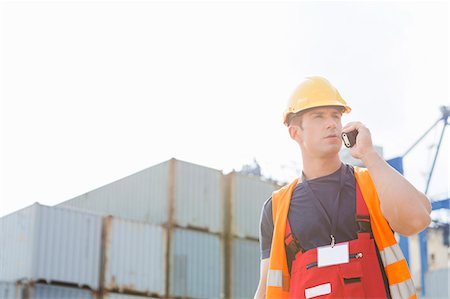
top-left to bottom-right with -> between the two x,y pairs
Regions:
283,102 -> 351,126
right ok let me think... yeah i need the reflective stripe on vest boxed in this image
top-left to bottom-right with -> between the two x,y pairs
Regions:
379,243 -> 405,266
379,243 -> 416,297
389,278 -> 416,299
267,269 -> 283,287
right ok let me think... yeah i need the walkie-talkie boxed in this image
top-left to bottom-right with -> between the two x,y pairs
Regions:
341,130 -> 358,148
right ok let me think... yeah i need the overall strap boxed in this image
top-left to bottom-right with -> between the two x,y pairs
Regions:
285,219 -> 303,255
356,181 -> 372,234
284,219 -> 303,274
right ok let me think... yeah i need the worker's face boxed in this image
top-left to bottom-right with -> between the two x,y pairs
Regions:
290,106 -> 343,158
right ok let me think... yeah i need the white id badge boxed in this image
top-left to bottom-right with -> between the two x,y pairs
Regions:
317,242 -> 349,267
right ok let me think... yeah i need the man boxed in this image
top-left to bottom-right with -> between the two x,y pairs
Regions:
254,76 -> 431,299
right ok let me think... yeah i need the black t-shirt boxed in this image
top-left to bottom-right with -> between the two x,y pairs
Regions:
259,164 -> 358,259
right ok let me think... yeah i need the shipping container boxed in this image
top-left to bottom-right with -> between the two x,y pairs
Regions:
0,282 -> 95,299
59,159 -> 224,233
227,172 -> 279,239
170,228 -> 224,299
230,238 -> 260,299
101,216 -> 166,297
0,204 -> 102,289
425,268 -> 449,299
174,159 -> 223,233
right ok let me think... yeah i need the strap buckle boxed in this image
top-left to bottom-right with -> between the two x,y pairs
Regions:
356,215 -> 372,234
285,232 -> 302,256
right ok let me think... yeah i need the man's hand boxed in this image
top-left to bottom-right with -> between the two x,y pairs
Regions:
342,122 -> 376,161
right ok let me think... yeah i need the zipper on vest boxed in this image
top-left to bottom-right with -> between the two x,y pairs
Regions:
349,252 -> 363,259
306,252 -> 363,270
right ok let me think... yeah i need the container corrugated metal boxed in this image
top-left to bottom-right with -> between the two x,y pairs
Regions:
174,160 -> 223,233
0,282 -> 95,299
0,281 -> 18,299
0,203 -> 102,289
231,238 -> 260,299
59,159 -> 223,233
0,205 -> 35,283
59,161 -> 170,225
103,293 -> 158,299
102,217 -> 165,296
229,172 -> 279,238
170,228 -> 224,299
425,268 -> 449,299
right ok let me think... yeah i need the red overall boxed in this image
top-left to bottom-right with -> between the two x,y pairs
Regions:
285,183 -> 388,299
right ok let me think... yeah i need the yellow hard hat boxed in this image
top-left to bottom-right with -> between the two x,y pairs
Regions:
283,76 -> 351,126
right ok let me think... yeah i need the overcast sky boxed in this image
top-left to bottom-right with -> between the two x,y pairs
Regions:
0,0 -> 448,217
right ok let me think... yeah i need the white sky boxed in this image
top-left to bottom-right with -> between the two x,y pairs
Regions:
0,0 -> 448,217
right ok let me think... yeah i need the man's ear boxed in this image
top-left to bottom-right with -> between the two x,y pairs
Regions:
288,126 -> 301,141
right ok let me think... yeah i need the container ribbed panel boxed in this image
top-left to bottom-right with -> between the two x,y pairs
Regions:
103,217 -> 165,296
0,204 -> 102,289
231,173 -> 278,238
174,160 -> 223,233
170,228 -> 224,299
0,205 -> 36,281
231,238 -> 260,299
34,205 -> 102,288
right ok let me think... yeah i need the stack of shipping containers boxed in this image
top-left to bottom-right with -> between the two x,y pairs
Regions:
0,158 -> 279,299
59,158 -> 225,299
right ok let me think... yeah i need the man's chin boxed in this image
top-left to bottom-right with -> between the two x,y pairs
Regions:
321,146 -> 341,157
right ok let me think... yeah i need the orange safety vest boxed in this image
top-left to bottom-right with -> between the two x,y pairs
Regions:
266,166 -> 416,299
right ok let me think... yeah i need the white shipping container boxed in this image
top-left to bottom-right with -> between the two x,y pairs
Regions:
102,217 -> 166,296
174,160 -> 223,233
59,159 -> 224,233
0,204 -> 102,289
231,238 -> 260,299
170,228 -> 224,299
228,172 -> 279,239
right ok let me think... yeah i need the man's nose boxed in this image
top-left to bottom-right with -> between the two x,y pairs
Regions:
325,117 -> 338,129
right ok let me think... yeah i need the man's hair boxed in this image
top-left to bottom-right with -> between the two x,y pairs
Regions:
286,111 -> 304,128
